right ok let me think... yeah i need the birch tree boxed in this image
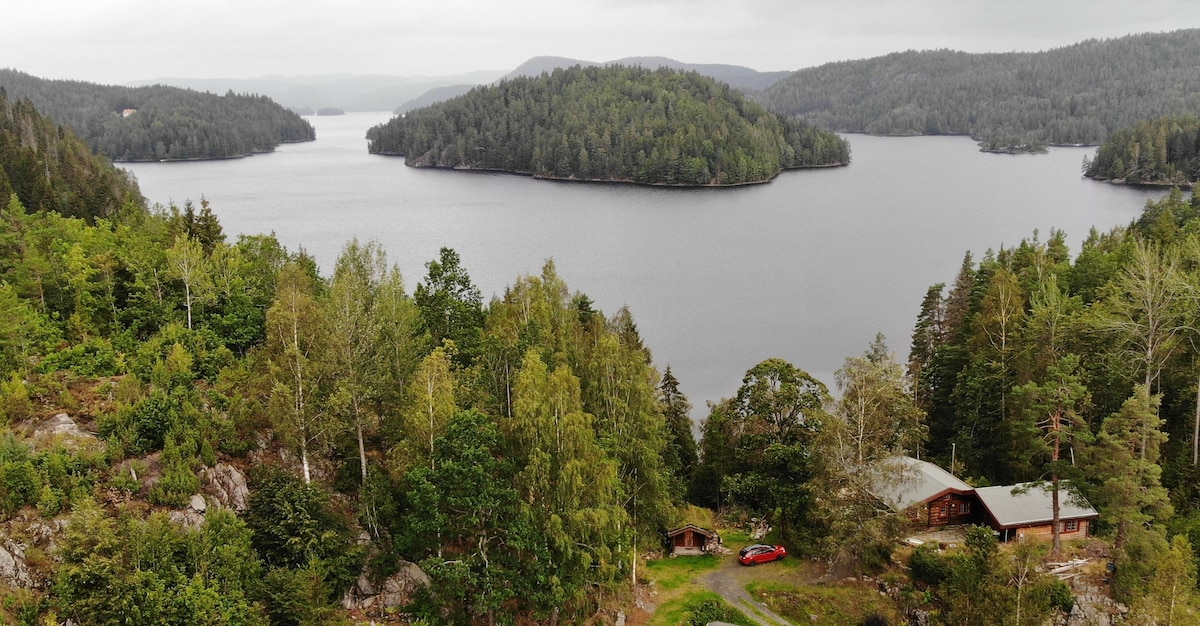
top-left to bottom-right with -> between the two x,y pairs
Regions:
263,262 -> 329,484
166,234 -> 210,330
325,239 -> 386,484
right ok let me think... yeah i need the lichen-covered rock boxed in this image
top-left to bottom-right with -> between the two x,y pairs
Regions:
168,509 -> 204,529
0,541 -> 34,589
200,463 -> 249,511
30,414 -> 99,451
341,561 -> 430,616
188,494 -> 207,513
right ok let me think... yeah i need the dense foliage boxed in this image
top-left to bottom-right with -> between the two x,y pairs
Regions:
11,92 -> 1200,623
756,29 -> 1200,152
0,91 -> 143,221
367,65 -> 849,186
1084,115 -> 1200,185
906,189 -> 1200,613
0,91 -> 697,620
0,69 -> 314,161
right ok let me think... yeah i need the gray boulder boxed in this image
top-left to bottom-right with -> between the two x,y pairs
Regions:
200,463 -> 250,511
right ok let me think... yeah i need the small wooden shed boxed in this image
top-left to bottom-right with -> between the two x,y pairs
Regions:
666,524 -> 720,556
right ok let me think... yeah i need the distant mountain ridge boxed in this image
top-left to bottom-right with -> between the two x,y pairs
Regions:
755,28 -> 1200,150
128,71 -> 507,113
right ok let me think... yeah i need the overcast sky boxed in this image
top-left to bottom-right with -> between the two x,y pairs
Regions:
8,0 -> 1200,84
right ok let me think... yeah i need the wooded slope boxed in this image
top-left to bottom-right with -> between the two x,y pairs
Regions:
367,65 -> 849,186
0,91 -> 143,221
757,29 -> 1200,151
0,69 -> 314,161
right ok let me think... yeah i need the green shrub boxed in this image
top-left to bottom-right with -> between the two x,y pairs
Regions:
245,467 -> 364,597
131,324 -> 233,385
682,593 -> 753,626
0,373 -> 33,424
148,435 -> 199,507
0,460 -> 40,514
909,544 -> 952,585
37,337 -> 124,377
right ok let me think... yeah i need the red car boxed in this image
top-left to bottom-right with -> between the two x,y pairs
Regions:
738,544 -> 787,565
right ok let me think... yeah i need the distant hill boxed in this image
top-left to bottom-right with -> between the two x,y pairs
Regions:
755,29 -> 1200,152
503,55 -> 790,93
366,65 -> 848,187
128,71 -> 507,113
0,69 -> 314,161
395,84 -> 478,115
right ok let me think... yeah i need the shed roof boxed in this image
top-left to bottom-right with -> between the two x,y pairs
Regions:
666,524 -> 718,539
974,483 -> 1098,528
871,456 -> 974,512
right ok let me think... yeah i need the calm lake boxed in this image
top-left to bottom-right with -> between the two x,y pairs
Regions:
123,112 -> 1166,416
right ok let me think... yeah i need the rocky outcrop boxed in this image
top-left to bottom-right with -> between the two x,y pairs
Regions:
0,514 -> 64,591
341,561 -> 430,618
30,414 -> 100,451
200,463 -> 250,511
1061,580 -> 1128,625
0,540 -> 35,589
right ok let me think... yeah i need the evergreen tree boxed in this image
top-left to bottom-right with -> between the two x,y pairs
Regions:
659,366 -> 698,489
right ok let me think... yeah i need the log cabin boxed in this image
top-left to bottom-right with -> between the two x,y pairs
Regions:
974,483 -> 1098,542
871,456 -> 977,528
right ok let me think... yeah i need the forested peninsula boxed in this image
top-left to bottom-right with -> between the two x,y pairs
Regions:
756,29 -> 1200,153
0,69 -> 314,162
366,65 -> 850,186
1084,115 -> 1200,187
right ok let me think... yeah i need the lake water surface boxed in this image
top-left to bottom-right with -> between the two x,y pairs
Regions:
123,112 -> 1166,416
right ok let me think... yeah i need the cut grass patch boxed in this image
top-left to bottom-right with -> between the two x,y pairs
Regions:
644,554 -> 723,590
747,580 -> 902,626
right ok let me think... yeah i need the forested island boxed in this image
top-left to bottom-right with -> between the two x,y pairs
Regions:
1084,115 -> 1200,187
0,69 -> 314,161
756,29 -> 1200,154
366,65 -> 849,186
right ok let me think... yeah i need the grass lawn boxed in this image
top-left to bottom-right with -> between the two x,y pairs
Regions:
644,554 -> 723,590
746,580 -> 902,626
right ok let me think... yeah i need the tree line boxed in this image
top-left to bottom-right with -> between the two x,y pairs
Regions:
0,69 -> 314,161
367,64 -> 850,186
755,29 -> 1200,153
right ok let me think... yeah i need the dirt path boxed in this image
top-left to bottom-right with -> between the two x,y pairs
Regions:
702,557 -> 794,626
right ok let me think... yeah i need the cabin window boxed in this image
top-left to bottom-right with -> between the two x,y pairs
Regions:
961,502 -> 971,514
1064,520 -> 1078,532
